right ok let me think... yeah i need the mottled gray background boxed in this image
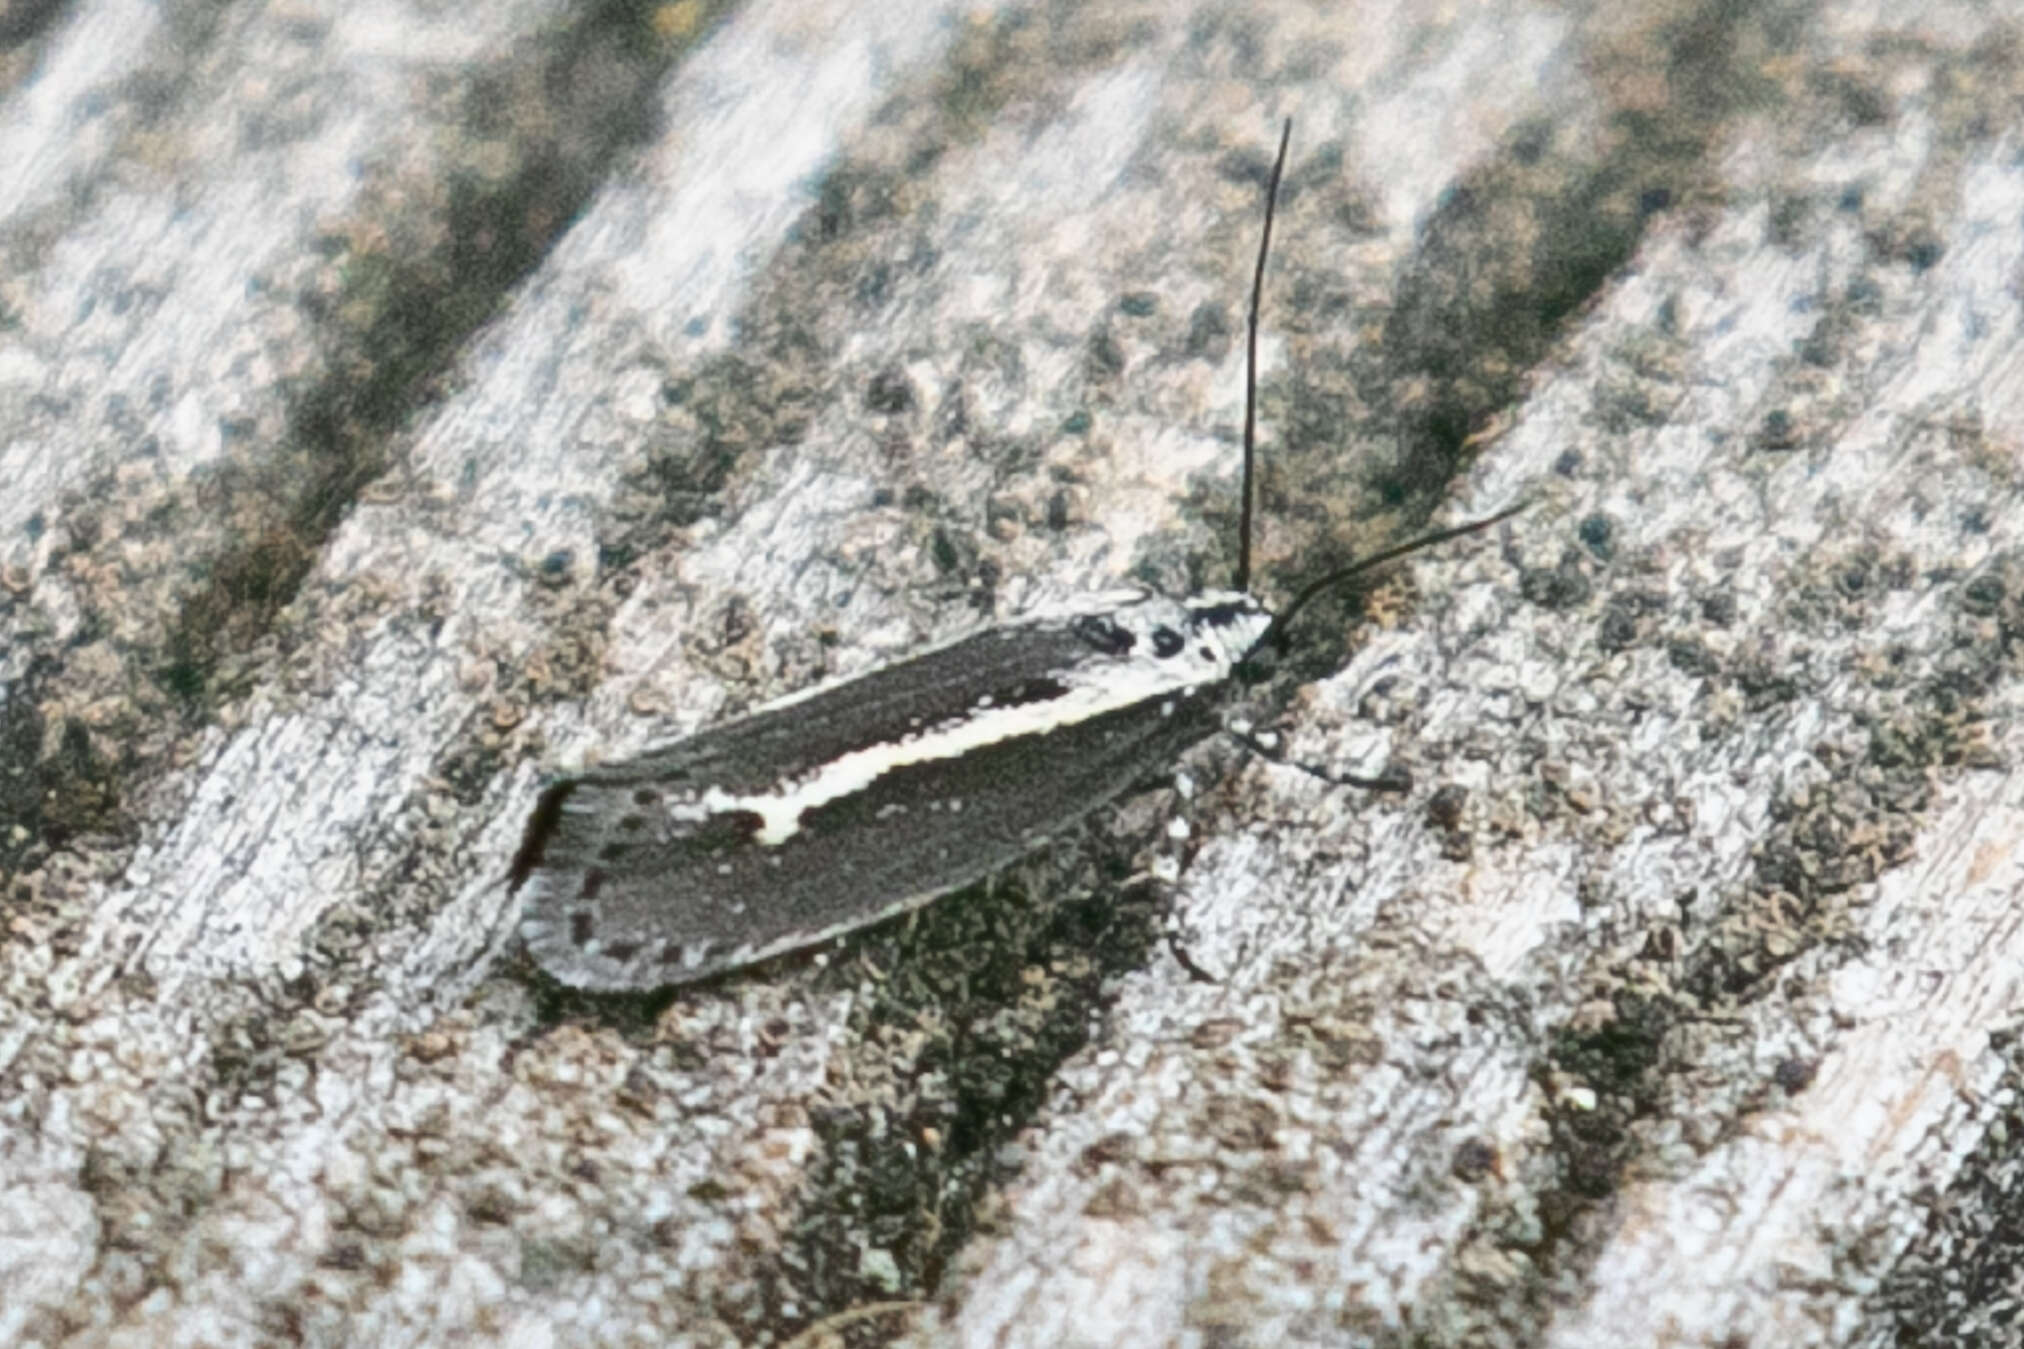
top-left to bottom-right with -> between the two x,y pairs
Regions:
5,0 -> 2024,1345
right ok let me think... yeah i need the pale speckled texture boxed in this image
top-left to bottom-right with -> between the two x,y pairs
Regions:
5,1 -> 2024,1346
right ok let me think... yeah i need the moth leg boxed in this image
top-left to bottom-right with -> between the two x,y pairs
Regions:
1166,928 -> 1222,985
1121,853 -> 1224,985
1226,726 -> 1411,794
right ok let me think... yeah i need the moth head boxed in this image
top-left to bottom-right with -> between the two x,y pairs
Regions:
1183,590 -> 1272,668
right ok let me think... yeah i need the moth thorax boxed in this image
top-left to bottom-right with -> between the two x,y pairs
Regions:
1092,590 -> 1271,681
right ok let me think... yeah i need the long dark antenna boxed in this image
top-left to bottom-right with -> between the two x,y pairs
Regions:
1255,500 -> 1529,653
1236,118 -> 1292,596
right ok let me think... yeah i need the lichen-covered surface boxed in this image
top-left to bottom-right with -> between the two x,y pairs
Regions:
5,0 -> 2024,1345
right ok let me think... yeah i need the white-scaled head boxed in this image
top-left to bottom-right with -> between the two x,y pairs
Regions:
1181,590 -> 1274,670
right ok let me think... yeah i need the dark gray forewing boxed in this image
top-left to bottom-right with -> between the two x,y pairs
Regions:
508,612 -> 1121,900
589,616 -> 1111,794
518,682 -> 1224,990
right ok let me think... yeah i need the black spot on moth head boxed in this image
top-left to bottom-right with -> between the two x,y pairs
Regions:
508,781 -> 576,892
1151,626 -> 1185,657
602,940 -> 643,963
570,911 -> 595,945
1074,613 -> 1137,655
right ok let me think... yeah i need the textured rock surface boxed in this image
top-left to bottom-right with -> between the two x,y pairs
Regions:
5,0 -> 2023,1345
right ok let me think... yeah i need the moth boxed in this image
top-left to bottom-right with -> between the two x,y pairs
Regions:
510,121 -> 1521,991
